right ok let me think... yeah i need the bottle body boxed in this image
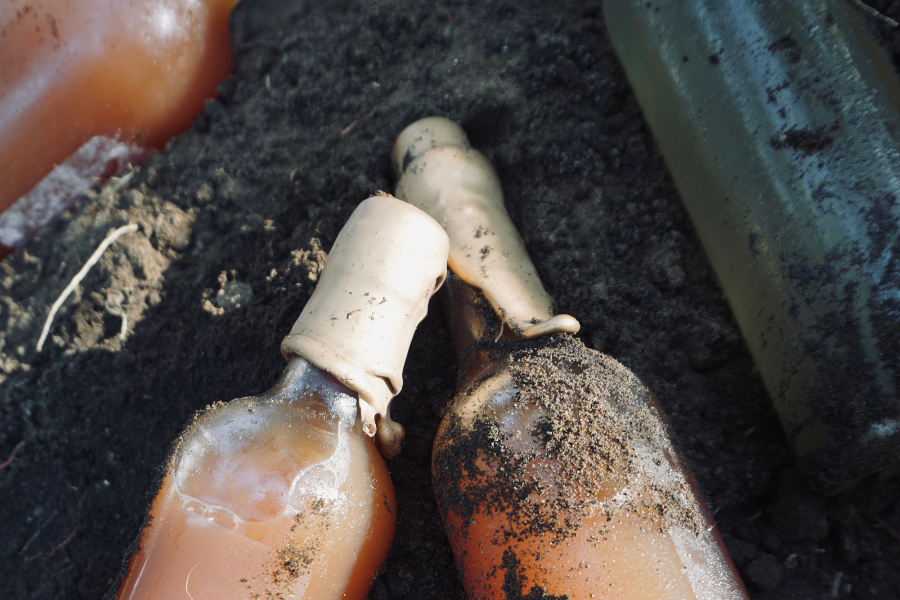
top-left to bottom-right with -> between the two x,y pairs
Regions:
117,358 -> 396,600
434,340 -> 746,600
0,0 -> 239,252
603,0 -> 900,490
432,279 -> 747,600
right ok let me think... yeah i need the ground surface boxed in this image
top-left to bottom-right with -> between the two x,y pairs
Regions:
1,0 -> 899,599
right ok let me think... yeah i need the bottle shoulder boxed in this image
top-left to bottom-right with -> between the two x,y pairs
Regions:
170,358 -> 363,523
437,334 -> 705,539
453,334 -> 654,417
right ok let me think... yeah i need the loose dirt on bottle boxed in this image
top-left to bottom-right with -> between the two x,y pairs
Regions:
436,334 -> 703,548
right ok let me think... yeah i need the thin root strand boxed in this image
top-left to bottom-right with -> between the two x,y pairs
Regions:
435,2 -> 452,23
0,440 -> 24,472
858,506 -> 900,543
36,223 -> 138,352
24,528 -> 77,563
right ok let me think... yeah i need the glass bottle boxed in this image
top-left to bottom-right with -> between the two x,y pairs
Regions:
395,118 -> 749,600
602,0 -> 900,491
116,358 -> 395,600
115,195 -> 450,599
0,0 -> 241,255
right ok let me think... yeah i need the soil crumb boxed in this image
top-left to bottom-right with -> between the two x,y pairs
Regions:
768,34 -> 802,64
501,549 -> 567,600
769,124 -> 837,154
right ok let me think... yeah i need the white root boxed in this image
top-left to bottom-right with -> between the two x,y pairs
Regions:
36,223 -> 138,352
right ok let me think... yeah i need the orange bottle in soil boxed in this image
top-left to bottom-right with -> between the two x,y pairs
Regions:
116,358 -> 398,600
394,117 -> 750,600
0,0 -> 240,255
116,196 -> 451,600
433,276 -> 748,600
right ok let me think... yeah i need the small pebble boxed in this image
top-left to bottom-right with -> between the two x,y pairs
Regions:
215,281 -> 253,311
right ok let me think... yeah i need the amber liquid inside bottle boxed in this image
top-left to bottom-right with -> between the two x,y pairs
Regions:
432,276 -> 747,600
117,358 -> 396,600
0,0 -> 240,256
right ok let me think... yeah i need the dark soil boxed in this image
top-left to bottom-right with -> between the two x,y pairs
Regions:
0,1 -> 898,599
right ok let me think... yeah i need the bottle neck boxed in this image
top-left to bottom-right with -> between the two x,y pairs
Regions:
262,356 -> 360,427
441,273 -> 584,392
440,273 -> 519,365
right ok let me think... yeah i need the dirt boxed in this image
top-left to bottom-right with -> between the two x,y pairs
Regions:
0,0 -> 898,599
500,549 -> 567,600
768,34 -> 803,64
269,501 -> 331,599
769,125 -> 836,154
433,329 -> 711,596
435,333 -> 704,546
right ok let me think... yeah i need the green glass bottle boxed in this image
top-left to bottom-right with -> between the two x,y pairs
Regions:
604,0 -> 900,491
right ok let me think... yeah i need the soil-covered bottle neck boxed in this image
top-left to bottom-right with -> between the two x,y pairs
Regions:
440,273 -> 519,378
441,272 -> 583,391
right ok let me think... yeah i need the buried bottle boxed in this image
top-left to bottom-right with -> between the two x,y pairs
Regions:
603,0 -> 900,491
394,118 -> 748,600
0,0 -> 241,256
115,196 -> 450,600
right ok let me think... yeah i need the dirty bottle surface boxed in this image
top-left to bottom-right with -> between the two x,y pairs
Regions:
432,276 -> 747,600
394,117 -> 748,600
603,0 -> 900,491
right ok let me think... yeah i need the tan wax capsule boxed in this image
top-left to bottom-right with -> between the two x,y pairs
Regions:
391,116 -> 471,178
282,195 -> 449,457
395,119 -> 579,337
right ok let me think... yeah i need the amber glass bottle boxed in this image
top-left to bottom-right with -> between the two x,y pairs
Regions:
395,117 -> 749,600
116,357 -> 397,600
116,196 -> 450,599
433,276 -> 747,600
0,0 -> 241,255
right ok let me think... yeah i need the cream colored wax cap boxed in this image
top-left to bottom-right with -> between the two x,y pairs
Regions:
391,116 -> 470,179
281,195 -> 449,458
394,117 -> 580,338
